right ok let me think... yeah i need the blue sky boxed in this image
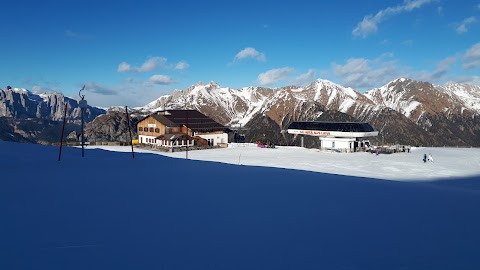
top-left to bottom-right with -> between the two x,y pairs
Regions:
1,0 -> 480,107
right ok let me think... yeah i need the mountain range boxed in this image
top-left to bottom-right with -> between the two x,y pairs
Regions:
138,78 -> 480,147
1,78 -> 479,147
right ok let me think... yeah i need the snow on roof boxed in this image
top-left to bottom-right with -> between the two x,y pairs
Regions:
141,110 -> 229,132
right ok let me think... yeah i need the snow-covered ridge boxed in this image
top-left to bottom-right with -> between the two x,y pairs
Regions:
365,78 -> 480,123
441,82 -> 480,112
136,78 -> 480,127
365,82 -> 422,118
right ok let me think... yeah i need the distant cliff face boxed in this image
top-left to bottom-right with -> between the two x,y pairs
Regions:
0,86 -> 106,144
0,86 -> 105,123
84,108 -> 140,143
0,116 -> 81,145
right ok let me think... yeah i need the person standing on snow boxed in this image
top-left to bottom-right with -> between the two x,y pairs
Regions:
423,154 -> 427,163
428,153 -> 434,163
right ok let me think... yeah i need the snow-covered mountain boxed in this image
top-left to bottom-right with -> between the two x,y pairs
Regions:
142,81 -> 274,127
139,78 -> 480,146
363,78 -> 480,146
141,79 -> 378,127
365,78 -> 478,126
2,78 -> 479,146
441,81 -> 480,113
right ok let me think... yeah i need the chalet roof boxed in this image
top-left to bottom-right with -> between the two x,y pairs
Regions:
140,110 -> 229,133
288,121 -> 376,132
149,114 -> 179,127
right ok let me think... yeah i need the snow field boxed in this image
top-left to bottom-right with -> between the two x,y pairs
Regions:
91,143 -> 480,181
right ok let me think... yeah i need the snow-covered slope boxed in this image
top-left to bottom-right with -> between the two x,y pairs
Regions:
2,140 -> 480,269
441,81 -> 480,113
366,78 -> 480,122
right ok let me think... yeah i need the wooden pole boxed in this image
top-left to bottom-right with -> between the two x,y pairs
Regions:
81,105 -> 84,157
58,103 -> 68,161
125,106 -> 135,159
186,109 -> 188,160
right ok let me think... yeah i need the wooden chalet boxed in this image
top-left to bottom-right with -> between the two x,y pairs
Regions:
137,110 -> 230,147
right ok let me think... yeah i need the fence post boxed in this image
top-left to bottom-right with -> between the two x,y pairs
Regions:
58,103 -> 68,161
125,106 -> 135,159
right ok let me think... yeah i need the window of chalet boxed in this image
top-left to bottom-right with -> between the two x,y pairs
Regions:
149,127 -> 154,132
155,128 -> 160,133
138,127 -> 143,132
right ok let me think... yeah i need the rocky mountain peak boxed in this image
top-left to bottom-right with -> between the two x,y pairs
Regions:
0,86 -> 105,123
207,81 -> 220,88
310,78 -> 342,89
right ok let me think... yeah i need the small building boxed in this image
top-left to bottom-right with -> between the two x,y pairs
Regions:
137,110 -> 230,148
287,121 -> 379,152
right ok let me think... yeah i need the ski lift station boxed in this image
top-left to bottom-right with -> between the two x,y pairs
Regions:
287,121 -> 379,152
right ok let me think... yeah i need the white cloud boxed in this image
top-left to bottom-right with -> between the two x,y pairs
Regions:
118,62 -> 132,73
455,16 -> 477,34
352,18 -> 378,38
257,67 -> 294,85
118,57 -> 190,73
352,0 -> 434,38
434,57 -> 457,78
80,81 -> 170,107
31,86 -> 60,94
410,44 -> 480,83
291,69 -> 316,86
234,47 -> 266,62
136,57 -> 167,72
175,61 -> 190,70
414,56 -> 457,82
84,82 -> 118,96
454,75 -> 480,85
462,42 -> 480,69
149,75 -> 175,85
333,54 -> 400,88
